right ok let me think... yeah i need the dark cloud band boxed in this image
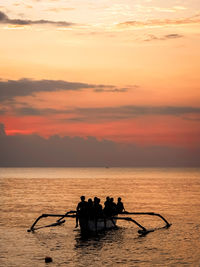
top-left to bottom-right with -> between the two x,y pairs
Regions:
13,104 -> 200,120
0,78 -> 127,102
72,105 -> 200,122
0,122 -> 200,167
0,78 -> 107,102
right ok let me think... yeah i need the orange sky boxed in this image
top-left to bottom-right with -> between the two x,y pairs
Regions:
0,0 -> 200,153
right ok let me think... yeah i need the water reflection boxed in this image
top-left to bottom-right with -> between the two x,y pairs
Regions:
73,228 -> 128,266
74,227 -> 123,249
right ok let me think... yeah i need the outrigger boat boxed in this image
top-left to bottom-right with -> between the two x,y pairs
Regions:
27,210 -> 171,236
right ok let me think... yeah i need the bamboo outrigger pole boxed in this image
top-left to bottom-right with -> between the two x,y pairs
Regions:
113,216 -> 148,234
121,211 -> 171,228
27,211 -> 76,232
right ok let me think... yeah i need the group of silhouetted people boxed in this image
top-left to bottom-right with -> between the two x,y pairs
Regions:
75,196 -> 125,227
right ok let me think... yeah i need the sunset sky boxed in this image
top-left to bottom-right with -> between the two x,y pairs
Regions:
0,0 -> 200,166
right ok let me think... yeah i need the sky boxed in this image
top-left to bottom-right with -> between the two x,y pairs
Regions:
0,0 -> 200,166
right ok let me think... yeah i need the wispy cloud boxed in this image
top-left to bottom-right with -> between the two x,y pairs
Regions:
94,88 -> 127,92
14,107 -> 63,116
0,10 -> 75,27
94,85 -> 139,93
117,14 -> 200,29
12,105 -> 200,121
134,4 -> 187,14
72,105 -> 200,122
13,3 -> 33,9
44,7 -> 75,13
144,33 -> 183,41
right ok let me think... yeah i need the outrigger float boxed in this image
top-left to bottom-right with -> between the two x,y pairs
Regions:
27,211 -> 171,236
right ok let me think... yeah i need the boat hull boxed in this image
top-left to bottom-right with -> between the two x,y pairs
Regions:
79,217 -> 117,233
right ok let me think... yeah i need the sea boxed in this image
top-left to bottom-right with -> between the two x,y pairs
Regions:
0,167 -> 200,266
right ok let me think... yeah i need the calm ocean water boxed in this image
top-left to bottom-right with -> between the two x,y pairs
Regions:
0,167 -> 200,266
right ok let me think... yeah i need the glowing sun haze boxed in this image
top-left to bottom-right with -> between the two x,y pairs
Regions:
0,0 -> 200,166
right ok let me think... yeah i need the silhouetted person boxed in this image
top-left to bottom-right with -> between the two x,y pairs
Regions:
104,196 -> 110,208
116,197 -> 125,214
93,197 -> 103,232
75,196 -> 88,228
87,198 -> 94,219
110,197 -> 117,215
93,197 -> 103,217
103,196 -> 111,216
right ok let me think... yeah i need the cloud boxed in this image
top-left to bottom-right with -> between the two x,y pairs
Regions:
94,85 -> 139,93
12,105 -> 200,121
0,78 -> 115,102
72,105 -> 200,122
134,4 -> 187,14
117,15 -> 200,29
45,7 -> 75,13
165,34 -> 183,39
14,107 -> 66,116
15,107 -> 57,116
0,10 -> 74,27
94,88 -> 128,93
0,123 -> 199,167
182,116 -> 200,121
0,123 -> 5,135
144,33 -> 183,41
13,2 -> 33,9
0,108 -> 5,115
